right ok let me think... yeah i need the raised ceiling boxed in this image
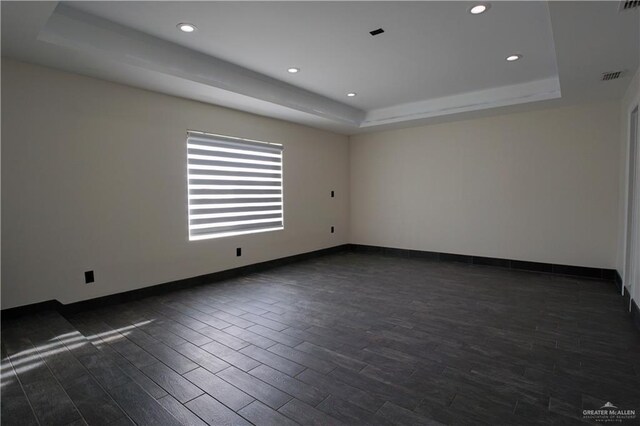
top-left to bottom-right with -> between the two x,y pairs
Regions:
2,1 -> 638,134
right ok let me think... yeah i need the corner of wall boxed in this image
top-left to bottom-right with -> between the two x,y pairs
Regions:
617,64 -> 640,305
617,68 -> 640,267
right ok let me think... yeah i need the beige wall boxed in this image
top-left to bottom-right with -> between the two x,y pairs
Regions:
350,101 -> 621,269
1,58 -> 631,310
1,59 -> 350,309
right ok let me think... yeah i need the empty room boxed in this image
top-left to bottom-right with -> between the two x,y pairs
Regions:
1,1 -> 639,425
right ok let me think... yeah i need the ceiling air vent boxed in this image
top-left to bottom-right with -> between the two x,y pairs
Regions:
620,0 -> 640,11
602,71 -> 623,81
369,28 -> 385,36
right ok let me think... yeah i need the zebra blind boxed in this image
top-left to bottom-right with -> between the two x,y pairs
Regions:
187,132 -> 284,240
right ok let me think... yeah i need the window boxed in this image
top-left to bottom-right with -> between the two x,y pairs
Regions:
186,131 -> 284,240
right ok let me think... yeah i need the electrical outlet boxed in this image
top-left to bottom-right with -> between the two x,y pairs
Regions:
84,270 -> 94,284
236,248 -> 242,257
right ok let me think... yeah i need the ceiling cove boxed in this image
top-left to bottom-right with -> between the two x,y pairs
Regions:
23,2 -> 566,132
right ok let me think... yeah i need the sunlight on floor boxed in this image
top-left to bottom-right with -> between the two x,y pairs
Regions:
1,319 -> 154,389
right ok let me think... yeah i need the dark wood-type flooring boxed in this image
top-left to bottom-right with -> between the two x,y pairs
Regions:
2,252 -> 640,425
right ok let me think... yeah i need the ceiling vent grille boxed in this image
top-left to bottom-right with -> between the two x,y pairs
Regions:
620,0 -> 640,11
602,71 -> 623,81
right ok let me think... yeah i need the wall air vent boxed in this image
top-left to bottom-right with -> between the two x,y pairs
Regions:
620,0 -> 640,10
602,71 -> 623,81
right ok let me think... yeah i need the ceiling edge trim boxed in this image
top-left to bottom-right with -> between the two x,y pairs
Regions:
38,4 -> 366,127
361,77 -> 562,127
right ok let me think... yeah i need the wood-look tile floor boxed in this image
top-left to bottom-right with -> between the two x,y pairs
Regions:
2,252 -> 640,425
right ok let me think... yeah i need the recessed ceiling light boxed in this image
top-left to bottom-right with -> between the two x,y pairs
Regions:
177,23 -> 196,33
506,54 -> 522,62
469,3 -> 490,14
347,92 -> 357,97
287,67 -> 300,74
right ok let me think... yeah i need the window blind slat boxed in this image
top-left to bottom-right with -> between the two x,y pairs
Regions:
189,197 -> 282,205
187,169 -> 282,179
188,158 -> 282,171
187,148 -> 282,163
189,221 -> 283,237
188,179 -> 282,187
189,188 -> 282,195
187,133 -> 283,154
190,212 -> 282,226
190,205 -> 282,215
187,132 -> 284,240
